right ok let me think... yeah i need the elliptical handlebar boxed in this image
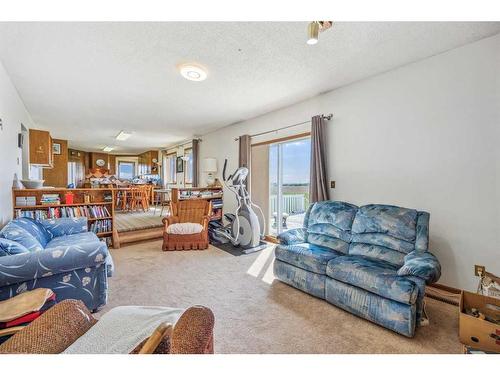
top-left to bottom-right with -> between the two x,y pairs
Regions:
222,159 -> 228,181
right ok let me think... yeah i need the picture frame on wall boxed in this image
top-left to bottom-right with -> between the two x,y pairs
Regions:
176,156 -> 184,173
53,143 -> 61,155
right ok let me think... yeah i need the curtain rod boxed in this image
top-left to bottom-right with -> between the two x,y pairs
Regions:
161,138 -> 201,152
233,113 -> 333,141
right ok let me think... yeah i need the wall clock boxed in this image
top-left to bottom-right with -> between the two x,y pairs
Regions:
96,159 -> 106,167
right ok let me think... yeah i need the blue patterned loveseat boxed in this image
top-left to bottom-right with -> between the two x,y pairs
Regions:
0,217 -> 113,311
274,201 -> 441,337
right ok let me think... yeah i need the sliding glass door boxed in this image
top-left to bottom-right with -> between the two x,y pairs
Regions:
269,137 -> 311,237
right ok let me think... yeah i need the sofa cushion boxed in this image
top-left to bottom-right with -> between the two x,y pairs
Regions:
40,217 -> 88,237
11,218 -> 53,247
0,222 -> 44,252
326,255 -> 418,305
45,232 -> 100,249
306,201 -> 358,253
349,204 -> 420,266
0,238 -> 30,256
275,243 -> 343,275
352,204 -> 418,242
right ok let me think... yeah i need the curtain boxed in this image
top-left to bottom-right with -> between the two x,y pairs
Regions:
238,134 -> 251,190
309,115 -> 330,203
192,139 -> 199,186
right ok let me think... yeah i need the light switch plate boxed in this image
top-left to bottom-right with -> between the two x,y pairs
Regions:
330,181 -> 336,189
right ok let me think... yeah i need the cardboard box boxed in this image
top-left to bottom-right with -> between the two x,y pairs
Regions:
459,290 -> 500,353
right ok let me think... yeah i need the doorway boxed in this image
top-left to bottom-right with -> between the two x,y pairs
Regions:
269,137 -> 311,236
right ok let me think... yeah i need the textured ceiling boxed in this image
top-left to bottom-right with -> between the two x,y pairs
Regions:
0,22 -> 499,153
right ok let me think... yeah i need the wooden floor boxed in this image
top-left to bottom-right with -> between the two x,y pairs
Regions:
114,208 -> 165,248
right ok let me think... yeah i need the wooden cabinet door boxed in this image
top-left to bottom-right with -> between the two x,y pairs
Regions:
29,129 -> 53,166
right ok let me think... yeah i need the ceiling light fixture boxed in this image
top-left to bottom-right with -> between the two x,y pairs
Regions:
102,146 -> 114,152
178,63 -> 208,82
116,131 -> 133,141
307,21 -> 333,45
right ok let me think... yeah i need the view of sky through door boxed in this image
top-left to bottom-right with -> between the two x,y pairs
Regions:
269,137 -> 311,236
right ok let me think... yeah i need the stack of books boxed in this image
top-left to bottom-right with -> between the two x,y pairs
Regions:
211,198 -> 223,209
15,196 -> 37,207
40,194 -> 61,205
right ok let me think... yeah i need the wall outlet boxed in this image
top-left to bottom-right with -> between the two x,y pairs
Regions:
474,265 -> 486,277
0,118 -> 3,131
330,180 -> 336,189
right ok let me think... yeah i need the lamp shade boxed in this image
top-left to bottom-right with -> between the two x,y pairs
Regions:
203,158 -> 217,173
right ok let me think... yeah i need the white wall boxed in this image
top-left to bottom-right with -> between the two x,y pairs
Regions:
0,61 -> 35,226
200,34 -> 500,291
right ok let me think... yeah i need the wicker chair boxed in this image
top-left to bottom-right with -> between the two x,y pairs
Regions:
0,299 -> 215,354
162,200 -> 211,251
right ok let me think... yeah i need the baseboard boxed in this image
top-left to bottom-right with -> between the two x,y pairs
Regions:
426,283 -> 462,306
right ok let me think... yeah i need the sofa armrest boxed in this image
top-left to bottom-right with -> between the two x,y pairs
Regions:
40,217 -> 88,237
201,215 -> 210,230
162,216 -> 179,227
0,299 -> 97,354
277,228 -> 307,245
397,250 -> 441,284
0,241 -> 109,288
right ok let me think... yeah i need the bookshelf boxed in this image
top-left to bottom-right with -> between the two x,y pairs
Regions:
171,187 -> 223,222
12,188 -> 116,247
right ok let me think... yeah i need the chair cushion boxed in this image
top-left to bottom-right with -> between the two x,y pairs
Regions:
45,232 -> 100,249
0,238 -> 30,256
326,255 -> 418,305
11,218 -> 53,247
275,243 -> 343,275
166,223 -> 203,235
0,222 -> 43,252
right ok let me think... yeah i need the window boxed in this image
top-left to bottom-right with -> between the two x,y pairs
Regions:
163,153 -> 177,185
184,148 -> 193,186
68,161 -> 77,187
118,161 -> 135,180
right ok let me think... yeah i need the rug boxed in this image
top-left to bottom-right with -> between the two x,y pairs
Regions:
212,241 -> 270,256
104,240 -> 462,354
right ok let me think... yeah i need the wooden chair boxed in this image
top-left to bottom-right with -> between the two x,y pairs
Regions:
162,200 -> 211,251
130,186 -> 149,212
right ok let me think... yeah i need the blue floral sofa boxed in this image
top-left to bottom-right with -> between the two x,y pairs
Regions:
0,217 -> 113,311
274,201 -> 441,337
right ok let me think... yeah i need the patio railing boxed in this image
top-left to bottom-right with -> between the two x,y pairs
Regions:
270,194 -> 306,214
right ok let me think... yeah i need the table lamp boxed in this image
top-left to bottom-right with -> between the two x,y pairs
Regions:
203,158 -> 218,187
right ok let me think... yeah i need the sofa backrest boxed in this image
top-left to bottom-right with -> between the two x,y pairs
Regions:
0,220 -> 45,252
349,204 -> 430,266
304,201 -> 358,254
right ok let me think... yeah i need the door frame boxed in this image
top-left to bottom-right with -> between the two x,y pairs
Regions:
259,132 -> 311,239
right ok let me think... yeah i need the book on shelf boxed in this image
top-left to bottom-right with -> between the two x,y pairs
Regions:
15,196 -> 37,206
40,194 -> 61,205
90,219 -> 112,234
211,198 -> 223,208
15,205 -> 112,220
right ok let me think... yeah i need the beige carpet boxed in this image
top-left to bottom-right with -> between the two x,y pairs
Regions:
104,240 -> 462,354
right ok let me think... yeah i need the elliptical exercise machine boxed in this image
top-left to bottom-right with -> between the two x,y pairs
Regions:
208,159 -> 266,254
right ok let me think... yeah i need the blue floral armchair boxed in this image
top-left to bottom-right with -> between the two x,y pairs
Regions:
0,217 -> 113,311
274,201 -> 441,337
